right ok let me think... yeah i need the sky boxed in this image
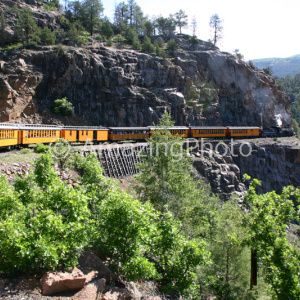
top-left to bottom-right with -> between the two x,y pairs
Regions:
100,0 -> 300,60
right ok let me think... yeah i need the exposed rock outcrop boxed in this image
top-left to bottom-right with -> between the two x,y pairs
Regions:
0,39 -> 291,127
0,0 -> 63,46
192,137 -> 300,199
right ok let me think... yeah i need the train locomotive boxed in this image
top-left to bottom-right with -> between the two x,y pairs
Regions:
0,123 -> 294,149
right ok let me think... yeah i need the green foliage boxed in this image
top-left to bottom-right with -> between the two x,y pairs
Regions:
243,176 -> 300,299
292,119 -> 300,136
39,27 -> 56,45
174,9 -> 188,34
125,27 -> 138,44
20,148 -> 32,154
0,12 -> 7,47
154,36 -> 165,48
80,0 -> 104,36
262,65 -> 273,75
276,73 -> 300,125
166,38 -> 179,53
106,38 -> 113,46
0,154 -> 90,275
209,14 -> 223,46
100,21 -> 114,39
252,54 -> 300,78
199,200 -> 252,299
155,46 -> 165,57
144,20 -> 154,37
52,97 -> 74,116
132,36 -> 141,50
134,112 -> 219,235
56,43 -> 66,55
151,212 -> 208,295
33,143 -> 49,154
155,15 -> 176,38
14,6 -> 39,46
141,36 -> 155,53
68,23 -> 88,46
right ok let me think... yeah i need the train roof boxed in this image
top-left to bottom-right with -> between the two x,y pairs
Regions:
227,126 -> 261,129
109,127 -> 149,131
0,123 -> 62,130
62,126 -> 108,130
190,126 -> 227,129
148,126 -> 189,130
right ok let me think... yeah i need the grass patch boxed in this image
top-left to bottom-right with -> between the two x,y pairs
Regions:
0,151 -> 41,164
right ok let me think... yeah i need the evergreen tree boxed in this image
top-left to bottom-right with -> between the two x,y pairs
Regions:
14,6 -> 39,46
0,12 -> 6,47
81,0 -> 103,36
174,9 -> 188,34
134,111 -> 219,235
40,27 -> 56,45
209,14 -> 223,46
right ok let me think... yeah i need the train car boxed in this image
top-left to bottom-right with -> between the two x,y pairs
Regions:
190,126 -> 227,138
19,124 -> 61,145
227,126 -> 261,138
148,126 -> 189,138
0,123 -> 20,148
108,127 -> 149,141
61,126 -> 108,143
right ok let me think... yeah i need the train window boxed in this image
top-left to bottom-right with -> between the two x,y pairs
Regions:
70,130 -> 72,135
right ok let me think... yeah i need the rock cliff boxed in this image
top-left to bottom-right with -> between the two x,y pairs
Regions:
192,137 -> 300,199
0,38 -> 292,127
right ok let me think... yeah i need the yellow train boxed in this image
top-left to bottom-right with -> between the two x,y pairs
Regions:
0,122 -> 293,149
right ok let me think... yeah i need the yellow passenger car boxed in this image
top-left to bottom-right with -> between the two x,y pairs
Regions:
190,126 -> 227,138
19,124 -> 61,145
148,126 -> 189,138
0,123 -> 20,147
61,126 -> 108,143
108,127 -> 149,141
227,127 -> 261,138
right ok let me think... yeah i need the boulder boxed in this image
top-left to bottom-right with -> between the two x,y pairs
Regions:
77,251 -> 117,283
74,278 -> 106,300
101,287 -> 131,300
40,267 -> 86,296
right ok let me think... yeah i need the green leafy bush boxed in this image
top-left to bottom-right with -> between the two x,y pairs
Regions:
141,36 -> 155,53
20,148 -> 32,154
0,154 -> 90,275
40,27 -> 56,45
52,97 -> 74,116
33,143 -> 49,153
166,39 -> 179,52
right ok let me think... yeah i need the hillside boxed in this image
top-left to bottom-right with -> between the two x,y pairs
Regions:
252,54 -> 300,78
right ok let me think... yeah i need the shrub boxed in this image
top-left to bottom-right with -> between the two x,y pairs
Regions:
0,155 -> 90,275
56,43 -> 65,55
33,143 -> 49,153
155,46 -> 165,57
101,22 -> 114,40
52,97 -> 74,116
166,39 -> 179,52
154,36 -> 165,48
20,148 -> 32,154
132,36 -> 141,50
141,36 -> 155,53
40,27 -> 56,45
106,39 -> 113,46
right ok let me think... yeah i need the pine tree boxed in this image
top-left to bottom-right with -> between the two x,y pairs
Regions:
0,12 -> 6,47
134,111 -> 219,235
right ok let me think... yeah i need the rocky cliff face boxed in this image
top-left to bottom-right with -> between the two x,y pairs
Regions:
0,0 -> 63,46
0,36 -> 292,127
192,137 -> 300,199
